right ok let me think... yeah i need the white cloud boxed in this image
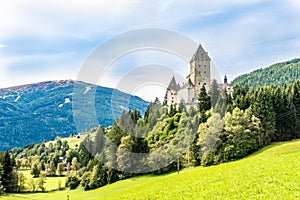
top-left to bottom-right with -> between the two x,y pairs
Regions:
0,0 -> 138,40
288,0 -> 300,10
0,52 -> 80,88
0,0 -> 273,40
0,44 -> 5,48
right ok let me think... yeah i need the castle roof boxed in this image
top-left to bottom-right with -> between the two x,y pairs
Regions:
167,76 -> 179,90
224,75 -> 228,84
188,78 -> 194,86
190,44 -> 211,62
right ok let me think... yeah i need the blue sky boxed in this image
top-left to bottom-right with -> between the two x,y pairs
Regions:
1,0 -> 300,101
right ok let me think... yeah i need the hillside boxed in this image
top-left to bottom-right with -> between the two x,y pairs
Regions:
231,58 -> 300,89
4,140 -> 300,200
0,80 -> 149,150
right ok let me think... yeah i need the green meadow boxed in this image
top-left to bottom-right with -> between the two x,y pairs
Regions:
2,140 -> 300,200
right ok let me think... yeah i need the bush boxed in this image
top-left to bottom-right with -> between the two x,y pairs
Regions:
65,176 -> 80,190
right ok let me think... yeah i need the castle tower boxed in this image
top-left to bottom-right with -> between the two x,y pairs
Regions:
224,75 -> 228,85
165,76 -> 179,106
189,44 -> 211,96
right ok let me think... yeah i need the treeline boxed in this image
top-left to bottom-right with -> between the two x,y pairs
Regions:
231,58 -> 300,89
3,80 -> 300,193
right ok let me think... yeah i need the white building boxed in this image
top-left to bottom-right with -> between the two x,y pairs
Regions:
164,44 -> 211,107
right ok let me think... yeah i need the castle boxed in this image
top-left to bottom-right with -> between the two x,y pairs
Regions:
164,44 -> 231,107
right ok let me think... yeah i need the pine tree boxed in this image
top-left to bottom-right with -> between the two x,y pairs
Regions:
209,79 -> 219,108
0,164 -> 4,194
93,126 -> 105,156
1,151 -> 14,192
178,99 -> 187,113
79,138 -> 93,167
169,104 -> 177,117
88,164 -> 107,189
198,85 -> 211,112
250,87 -> 276,145
106,121 -> 126,146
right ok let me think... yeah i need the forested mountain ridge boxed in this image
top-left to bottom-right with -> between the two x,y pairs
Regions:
231,58 -> 300,89
0,80 -> 148,151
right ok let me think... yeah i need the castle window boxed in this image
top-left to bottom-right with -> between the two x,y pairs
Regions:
204,65 -> 206,67
204,71 -> 206,74
172,100 -> 174,103
204,83 -> 206,85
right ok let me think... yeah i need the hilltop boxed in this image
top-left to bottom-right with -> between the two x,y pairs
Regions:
231,58 -> 300,89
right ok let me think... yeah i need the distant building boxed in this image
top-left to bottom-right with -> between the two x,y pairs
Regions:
223,75 -> 233,95
164,44 -> 231,107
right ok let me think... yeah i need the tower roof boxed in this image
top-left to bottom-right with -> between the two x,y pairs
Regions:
190,44 -> 211,62
167,76 -> 179,90
224,75 -> 228,84
188,78 -> 194,86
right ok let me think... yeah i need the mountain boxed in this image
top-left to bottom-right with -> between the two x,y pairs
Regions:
0,80 -> 149,150
231,58 -> 300,89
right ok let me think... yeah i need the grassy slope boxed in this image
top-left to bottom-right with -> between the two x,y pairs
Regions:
17,170 -> 66,192
3,140 -> 300,200
45,135 -> 83,149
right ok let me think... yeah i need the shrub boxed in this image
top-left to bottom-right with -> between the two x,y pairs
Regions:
65,176 -> 80,190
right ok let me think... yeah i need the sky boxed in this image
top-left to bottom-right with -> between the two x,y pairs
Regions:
1,0 -> 300,101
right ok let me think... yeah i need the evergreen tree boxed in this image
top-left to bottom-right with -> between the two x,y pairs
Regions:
232,84 -> 250,110
178,99 -> 187,113
209,79 -> 219,108
103,141 -> 118,170
106,121 -> 126,146
169,104 -> 177,117
80,171 -> 91,190
88,164 -> 107,189
93,126 -> 105,156
197,85 -> 211,112
250,87 -> 276,145
79,140 -> 93,167
1,151 -> 14,192
292,81 -> 300,133
0,164 -> 4,194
